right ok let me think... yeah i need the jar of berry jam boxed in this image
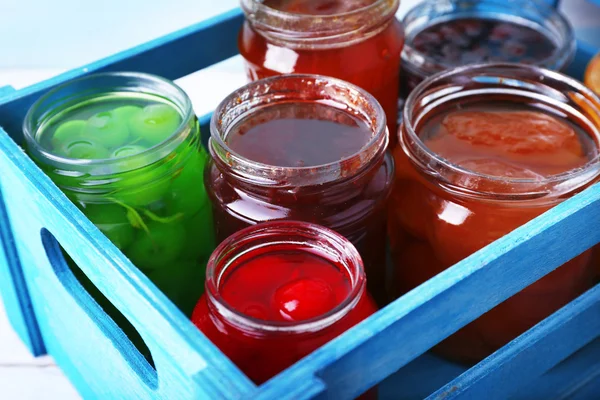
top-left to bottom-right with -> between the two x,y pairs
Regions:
239,0 -> 405,145
390,63 -> 600,363
400,0 -> 575,106
24,72 -> 215,317
192,220 -> 377,397
207,74 -> 393,306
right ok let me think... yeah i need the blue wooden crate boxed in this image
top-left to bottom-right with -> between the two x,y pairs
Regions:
0,5 -> 599,400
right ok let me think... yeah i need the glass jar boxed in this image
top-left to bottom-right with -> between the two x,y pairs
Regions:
239,0 -> 405,146
390,63 -> 600,363
24,72 -> 215,317
192,220 -> 377,397
207,74 -> 394,306
400,0 -> 575,107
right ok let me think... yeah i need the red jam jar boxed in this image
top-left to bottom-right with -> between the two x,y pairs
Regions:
238,0 -> 405,145
191,221 -> 378,395
399,0 -> 575,110
390,63 -> 600,363
206,74 -> 393,306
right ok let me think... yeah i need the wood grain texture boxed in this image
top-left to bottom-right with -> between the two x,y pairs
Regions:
0,184 -> 45,356
251,181 -> 600,399
0,130 -> 256,399
428,285 -> 600,399
0,4 -> 598,399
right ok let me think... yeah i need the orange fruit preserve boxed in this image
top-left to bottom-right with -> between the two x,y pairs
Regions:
585,52 -> 600,95
391,101 -> 599,363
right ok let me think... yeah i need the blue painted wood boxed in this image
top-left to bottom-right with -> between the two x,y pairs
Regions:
0,85 -> 15,99
535,338 -> 600,399
0,182 -> 45,355
0,5 -> 598,400
588,0 -> 600,7
428,285 -> 600,399
251,181 -> 600,399
0,128 -> 256,399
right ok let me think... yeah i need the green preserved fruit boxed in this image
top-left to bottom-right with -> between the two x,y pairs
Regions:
31,92 -> 215,317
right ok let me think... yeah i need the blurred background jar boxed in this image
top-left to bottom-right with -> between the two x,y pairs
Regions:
238,0 -> 405,146
399,0 -> 575,112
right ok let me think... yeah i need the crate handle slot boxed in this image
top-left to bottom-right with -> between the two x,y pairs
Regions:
0,183 -> 46,355
40,227 -> 159,389
0,127 -> 256,399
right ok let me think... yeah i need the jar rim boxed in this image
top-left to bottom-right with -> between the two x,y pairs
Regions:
401,0 -> 576,77
240,0 -> 399,48
205,221 -> 367,334
209,74 -> 388,188
23,72 -> 195,175
401,62 -> 600,199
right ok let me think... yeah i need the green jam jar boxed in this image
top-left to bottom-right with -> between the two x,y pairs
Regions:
24,72 -> 215,316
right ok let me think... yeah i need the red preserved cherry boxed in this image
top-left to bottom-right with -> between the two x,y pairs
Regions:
274,278 -> 337,322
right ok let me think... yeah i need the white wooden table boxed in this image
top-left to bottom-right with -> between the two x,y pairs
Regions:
0,0 -> 597,398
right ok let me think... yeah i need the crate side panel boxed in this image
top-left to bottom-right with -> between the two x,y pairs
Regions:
0,9 -> 243,142
378,355 -> 465,399
568,375 -> 600,400
535,338 -> 600,399
0,131 -> 256,399
0,182 -> 45,355
0,86 -> 15,99
253,183 -> 600,400
428,284 -> 600,399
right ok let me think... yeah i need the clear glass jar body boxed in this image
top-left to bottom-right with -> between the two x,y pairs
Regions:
399,0 -> 575,108
239,0 -> 405,146
390,64 -> 600,363
24,73 -> 215,317
191,221 -> 377,397
206,74 -> 394,306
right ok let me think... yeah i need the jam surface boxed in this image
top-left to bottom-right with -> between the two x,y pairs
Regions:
412,18 -> 556,66
227,103 -> 372,167
192,243 -> 377,386
263,0 -> 377,15
390,103 -> 598,362
220,248 -> 351,322
421,103 -> 596,178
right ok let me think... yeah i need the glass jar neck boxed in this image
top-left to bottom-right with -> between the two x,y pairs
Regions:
401,0 -> 575,79
241,0 -> 399,49
400,63 -> 600,202
23,72 -> 197,195
209,74 -> 389,193
205,221 -> 366,335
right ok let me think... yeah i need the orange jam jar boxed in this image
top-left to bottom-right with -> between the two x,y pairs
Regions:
390,63 -> 600,363
238,0 -> 405,145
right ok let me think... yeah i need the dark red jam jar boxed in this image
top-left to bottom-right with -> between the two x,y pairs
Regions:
191,221 -> 377,397
206,74 -> 393,306
239,0 -> 405,146
391,63 -> 600,363
399,0 -> 575,113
